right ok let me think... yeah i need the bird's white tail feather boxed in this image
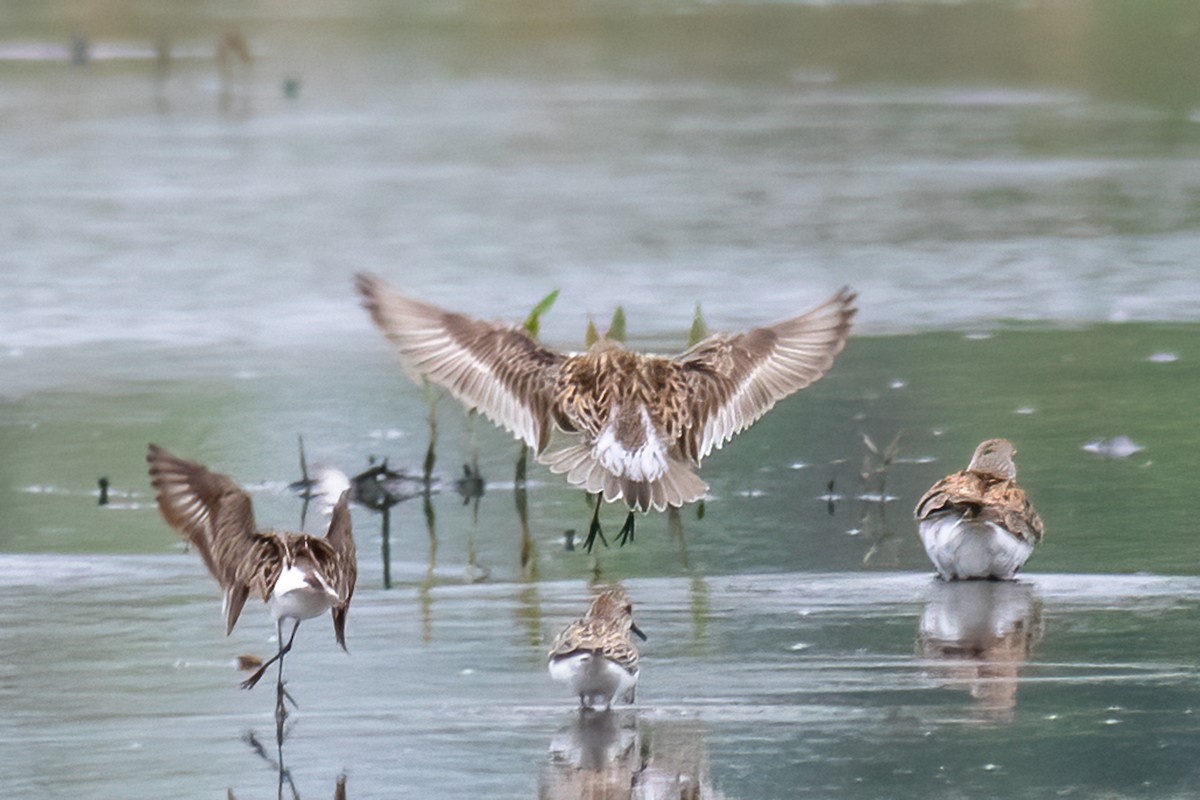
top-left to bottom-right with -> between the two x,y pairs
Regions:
541,445 -> 708,511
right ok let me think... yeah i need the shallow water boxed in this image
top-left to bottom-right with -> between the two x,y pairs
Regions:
4,0 -> 1200,797
3,558 -> 1200,799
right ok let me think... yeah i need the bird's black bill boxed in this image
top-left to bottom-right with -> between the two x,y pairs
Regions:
631,622 -> 648,641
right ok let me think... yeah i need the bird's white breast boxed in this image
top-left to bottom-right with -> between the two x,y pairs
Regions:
918,516 -> 1034,581
549,651 -> 638,709
268,565 -> 338,621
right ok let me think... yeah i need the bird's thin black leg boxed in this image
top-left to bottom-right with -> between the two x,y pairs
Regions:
615,511 -> 636,547
583,493 -> 608,552
242,618 -> 301,690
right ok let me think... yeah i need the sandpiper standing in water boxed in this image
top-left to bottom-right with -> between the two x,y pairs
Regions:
548,586 -> 646,710
914,438 -> 1043,580
355,273 -> 856,549
146,445 -> 357,694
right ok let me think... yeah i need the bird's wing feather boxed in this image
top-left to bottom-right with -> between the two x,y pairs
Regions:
981,480 -> 1044,544
914,470 -> 987,519
223,584 -> 251,636
147,444 -> 260,593
356,273 -> 564,452
916,469 -> 1043,544
548,619 -> 638,673
677,288 -> 856,463
324,490 -> 357,650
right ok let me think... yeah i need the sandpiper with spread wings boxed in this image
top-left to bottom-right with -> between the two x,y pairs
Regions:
914,438 -> 1044,580
355,273 -> 856,549
146,444 -> 357,692
548,586 -> 646,710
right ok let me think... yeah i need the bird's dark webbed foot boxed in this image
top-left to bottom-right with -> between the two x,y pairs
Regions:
583,495 -> 608,553
615,511 -> 635,547
241,663 -> 270,690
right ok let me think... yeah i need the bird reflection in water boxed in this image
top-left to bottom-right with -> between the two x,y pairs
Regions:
238,731 -> 347,800
542,711 -> 728,799
916,580 -> 1043,722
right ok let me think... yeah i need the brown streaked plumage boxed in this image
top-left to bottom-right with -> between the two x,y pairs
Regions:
147,444 -> 357,689
915,438 -> 1044,580
548,586 -> 645,709
355,273 -> 856,541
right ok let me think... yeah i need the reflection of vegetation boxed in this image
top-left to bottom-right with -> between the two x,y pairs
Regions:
689,573 -> 710,651
667,506 -> 689,569
421,379 -> 438,485
859,431 -> 903,568
459,413 -> 487,581
515,457 -> 536,581
516,583 -> 543,651
420,481 -> 438,640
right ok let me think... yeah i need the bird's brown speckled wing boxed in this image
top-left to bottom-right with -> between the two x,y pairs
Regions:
356,273 -> 565,452
323,490 -> 357,649
915,469 -> 1043,545
147,444 -> 263,633
914,469 -> 987,520
676,288 -> 857,463
548,618 -> 639,674
979,479 -> 1044,544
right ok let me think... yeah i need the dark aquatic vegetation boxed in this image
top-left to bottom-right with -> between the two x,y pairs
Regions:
453,462 -> 486,508
289,435 -> 440,589
290,437 -> 435,520
351,459 -> 429,510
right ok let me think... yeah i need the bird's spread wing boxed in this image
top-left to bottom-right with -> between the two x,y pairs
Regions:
324,490 -> 357,650
676,288 -> 857,463
356,273 -> 564,452
147,444 -> 259,587
147,444 -> 262,631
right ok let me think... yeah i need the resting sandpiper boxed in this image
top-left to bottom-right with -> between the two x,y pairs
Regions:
914,438 -> 1043,580
548,586 -> 646,710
